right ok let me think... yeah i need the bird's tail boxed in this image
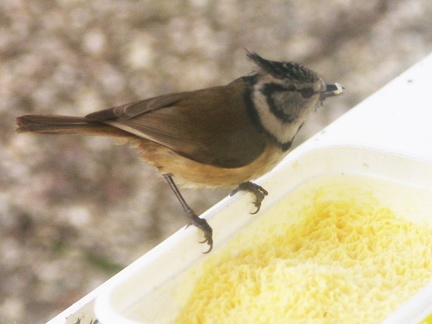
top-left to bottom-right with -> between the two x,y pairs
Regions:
16,115 -> 128,137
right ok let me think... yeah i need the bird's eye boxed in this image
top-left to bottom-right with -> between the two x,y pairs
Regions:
300,88 -> 315,98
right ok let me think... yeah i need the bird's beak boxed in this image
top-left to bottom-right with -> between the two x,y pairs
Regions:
323,83 -> 345,98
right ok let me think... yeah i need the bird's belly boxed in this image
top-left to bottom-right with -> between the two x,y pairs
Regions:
135,139 -> 285,188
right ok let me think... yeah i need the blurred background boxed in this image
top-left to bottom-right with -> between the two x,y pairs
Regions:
1,0 -> 432,322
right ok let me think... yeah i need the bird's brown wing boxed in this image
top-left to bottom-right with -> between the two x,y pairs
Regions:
86,79 -> 267,168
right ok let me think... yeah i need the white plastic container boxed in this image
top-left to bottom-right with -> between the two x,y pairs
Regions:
93,145 -> 432,323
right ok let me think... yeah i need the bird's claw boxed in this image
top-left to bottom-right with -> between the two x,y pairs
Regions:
187,213 -> 213,253
231,181 -> 268,214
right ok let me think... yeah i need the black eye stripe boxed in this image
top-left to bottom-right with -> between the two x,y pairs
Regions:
261,83 -> 295,92
300,88 -> 315,98
261,83 -> 295,123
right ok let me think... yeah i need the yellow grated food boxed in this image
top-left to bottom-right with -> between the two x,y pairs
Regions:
422,314 -> 432,324
175,181 -> 432,323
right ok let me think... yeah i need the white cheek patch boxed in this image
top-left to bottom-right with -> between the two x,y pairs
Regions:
252,86 -> 305,145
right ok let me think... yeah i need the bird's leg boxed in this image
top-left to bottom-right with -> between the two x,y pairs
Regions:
163,174 -> 213,253
230,181 -> 268,214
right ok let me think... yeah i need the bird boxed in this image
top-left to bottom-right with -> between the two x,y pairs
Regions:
16,51 -> 344,252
